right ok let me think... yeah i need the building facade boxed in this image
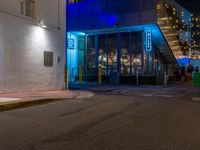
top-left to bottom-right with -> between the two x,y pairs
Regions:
66,0 -> 191,84
191,13 -> 200,59
0,0 -> 66,93
175,0 -> 200,66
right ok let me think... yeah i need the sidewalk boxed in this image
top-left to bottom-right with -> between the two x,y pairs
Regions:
69,81 -> 200,94
69,82 -> 166,92
0,90 -> 79,111
1,81 -> 198,111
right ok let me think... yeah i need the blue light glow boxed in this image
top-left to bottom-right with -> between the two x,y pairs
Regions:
177,57 -> 190,67
67,33 -> 78,81
146,30 -> 152,52
66,0 -> 180,67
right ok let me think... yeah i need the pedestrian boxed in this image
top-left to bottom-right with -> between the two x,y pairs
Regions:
174,66 -> 180,80
195,66 -> 199,73
192,66 -> 199,80
187,63 -> 193,80
180,64 -> 185,81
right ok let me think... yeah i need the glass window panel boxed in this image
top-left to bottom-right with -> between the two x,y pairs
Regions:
87,36 -> 95,74
131,31 -> 143,75
120,32 -> 131,76
108,34 -> 117,74
98,35 -> 107,75
68,0 -> 83,3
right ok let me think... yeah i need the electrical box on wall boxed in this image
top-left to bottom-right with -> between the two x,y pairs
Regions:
44,51 -> 53,67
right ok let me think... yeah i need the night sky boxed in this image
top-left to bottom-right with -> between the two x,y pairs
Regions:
175,0 -> 200,12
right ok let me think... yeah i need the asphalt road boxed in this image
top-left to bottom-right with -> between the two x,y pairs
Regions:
1,84 -> 200,150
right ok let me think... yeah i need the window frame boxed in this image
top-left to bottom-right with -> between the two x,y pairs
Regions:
20,0 -> 35,18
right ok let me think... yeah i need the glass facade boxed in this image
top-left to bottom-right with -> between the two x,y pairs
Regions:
68,30 -> 158,80
67,29 -> 177,84
98,35 -> 107,75
108,34 -> 118,75
131,32 -> 143,75
68,0 -> 83,3
83,31 -> 147,78
120,33 -> 131,75
86,35 -> 96,74
66,0 -> 188,84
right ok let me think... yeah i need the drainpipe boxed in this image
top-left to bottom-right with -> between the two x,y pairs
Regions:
57,0 -> 61,30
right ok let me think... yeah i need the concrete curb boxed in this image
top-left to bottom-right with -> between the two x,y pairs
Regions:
0,98 -> 68,111
0,91 -> 80,112
163,81 -> 184,88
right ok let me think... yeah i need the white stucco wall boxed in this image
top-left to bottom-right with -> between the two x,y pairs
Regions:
0,0 -> 66,93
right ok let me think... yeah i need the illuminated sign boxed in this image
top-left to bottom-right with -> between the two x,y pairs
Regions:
68,38 -> 74,49
146,31 -> 152,52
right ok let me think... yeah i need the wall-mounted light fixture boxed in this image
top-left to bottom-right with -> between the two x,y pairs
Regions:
38,19 -> 47,28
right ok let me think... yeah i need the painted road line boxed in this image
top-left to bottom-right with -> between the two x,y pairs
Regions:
140,94 -> 153,97
155,95 -> 174,98
76,91 -> 95,99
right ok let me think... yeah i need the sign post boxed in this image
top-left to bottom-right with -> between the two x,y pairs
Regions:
65,67 -> 69,91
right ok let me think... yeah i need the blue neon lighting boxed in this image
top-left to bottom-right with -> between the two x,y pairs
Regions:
146,30 -> 152,52
177,57 -> 190,67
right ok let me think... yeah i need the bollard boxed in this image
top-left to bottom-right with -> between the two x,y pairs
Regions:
164,71 -> 168,86
98,65 -> 102,85
65,68 -> 69,91
136,68 -> 139,86
79,64 -> 83,84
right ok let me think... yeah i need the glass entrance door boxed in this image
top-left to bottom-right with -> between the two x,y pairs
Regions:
121,32 -> 131,75
108,33 -> 117,75
98,35 -> 107,75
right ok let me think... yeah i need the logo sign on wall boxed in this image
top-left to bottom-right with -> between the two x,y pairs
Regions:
78,36 -> 85,50
68,38 -> 74,49
146,31 -> 152,52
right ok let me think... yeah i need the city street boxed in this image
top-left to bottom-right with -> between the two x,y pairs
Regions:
0,0 -> 199,149
1,82 -> 200,150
